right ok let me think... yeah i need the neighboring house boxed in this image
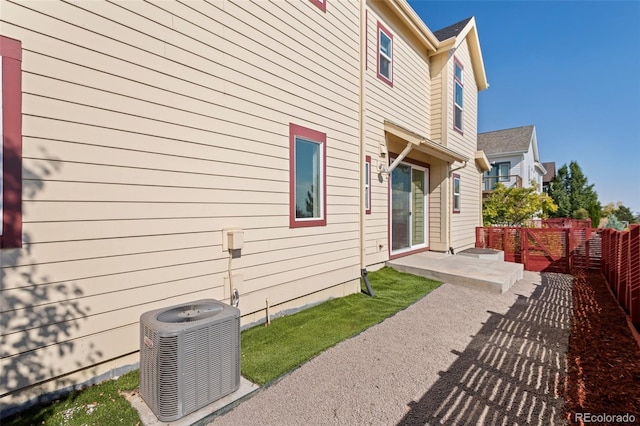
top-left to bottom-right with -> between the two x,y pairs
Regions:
477,125 -> 546,194
542,161 -> 556,193
0,0 -> 489,408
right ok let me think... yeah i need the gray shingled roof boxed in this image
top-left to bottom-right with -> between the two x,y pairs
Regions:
477,125 -> 535,155
542,162 -> 556,183
433,17 -> 472,41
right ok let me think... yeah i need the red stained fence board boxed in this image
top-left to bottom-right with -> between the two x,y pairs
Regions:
477,224 -> 639,328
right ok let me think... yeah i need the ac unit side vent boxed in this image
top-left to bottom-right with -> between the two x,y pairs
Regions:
140,299 -> 240,422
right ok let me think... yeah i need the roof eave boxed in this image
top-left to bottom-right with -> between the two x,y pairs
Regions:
485,150 -> 528,157
535,162 -> 547,174
387,0 -> 439,52
431,17 -> 489,91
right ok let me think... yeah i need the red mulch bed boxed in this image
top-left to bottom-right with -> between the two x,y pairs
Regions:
565,270 -> 640,424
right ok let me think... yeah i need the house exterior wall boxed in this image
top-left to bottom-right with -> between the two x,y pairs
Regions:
363,1 -> 445,266
0,0 -> 361,405
522,146 -> 544,190
443,39 -> 483,251
485,146 -> 544,192
486,153 -> 525,189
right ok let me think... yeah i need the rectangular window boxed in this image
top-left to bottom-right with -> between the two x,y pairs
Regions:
377,22 -> 393,86
365,155 -> 371,214
0,35 -> 22,248
498,162 -> 510,182
309,0 -> 326,13
453,174 -> 461,213
453,59 -> 463,132
289,123 -> 326,228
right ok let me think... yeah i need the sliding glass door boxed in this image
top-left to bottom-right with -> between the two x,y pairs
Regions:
391,163 -> 428,254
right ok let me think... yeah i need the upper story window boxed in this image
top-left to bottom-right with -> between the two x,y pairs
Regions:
309,0 -> 326,13
484,162 -> 511,190
453,59 -> 463,132
377,22 -> 393,86
0,35 -> 23,249
498,162 -> 510,182
289,123 -> 327,228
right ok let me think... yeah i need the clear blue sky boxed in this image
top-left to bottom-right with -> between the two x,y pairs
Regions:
408,0 -> 640,213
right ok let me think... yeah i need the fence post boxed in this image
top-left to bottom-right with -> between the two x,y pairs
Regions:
587,228 -> 591,269
629,225 -> 640,327
615,231 -> 622,300
621,231 -> 630,312
521,228 -> 528,270
603,229 -> 610,279
503,228 -> 508,254
566,228 -> 572,273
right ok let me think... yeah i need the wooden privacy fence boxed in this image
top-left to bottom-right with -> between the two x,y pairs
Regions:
476,224 -> 639,328
475,226 -> 601,274
600,224 -> 640,327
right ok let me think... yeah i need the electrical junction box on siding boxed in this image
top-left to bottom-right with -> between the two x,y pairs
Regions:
222,228 -> 244,251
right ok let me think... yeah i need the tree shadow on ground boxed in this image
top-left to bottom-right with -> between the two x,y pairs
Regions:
398,273 -> 573,426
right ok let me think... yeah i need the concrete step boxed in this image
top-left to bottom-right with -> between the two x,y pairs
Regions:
457,247 -> 504,262
386,252 -> 524,294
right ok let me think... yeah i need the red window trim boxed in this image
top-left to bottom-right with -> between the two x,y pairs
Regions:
452,57 -> 464,135
452,173 -> 461,214
365,155 -> 371,215
0,35 -> 22,249
289,123 -> 327,228
376,21 -> 393,87
309,0 -> 326,13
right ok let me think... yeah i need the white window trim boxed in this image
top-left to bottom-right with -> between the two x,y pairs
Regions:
498,162 -> 510,182
454,61 -> 463,131
295,137 -> 324,222
453,174 -> 461,213
364,158 -> 371,213
389,161 -> 429,255
377,23 -> 393,84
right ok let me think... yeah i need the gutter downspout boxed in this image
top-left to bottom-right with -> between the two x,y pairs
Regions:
358,0 -> 373,297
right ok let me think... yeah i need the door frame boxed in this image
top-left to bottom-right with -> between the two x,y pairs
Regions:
388,157 -> 430,259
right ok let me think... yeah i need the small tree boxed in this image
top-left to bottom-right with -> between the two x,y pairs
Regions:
615,204 -> 637,224
601,201 -> 638,225
483,182 -> 558,226
572,208 -> 589,220
604,214 -> 625,231
548,161 -> 601,225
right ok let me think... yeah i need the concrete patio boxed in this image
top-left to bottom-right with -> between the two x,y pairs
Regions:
387,250 -> 524,294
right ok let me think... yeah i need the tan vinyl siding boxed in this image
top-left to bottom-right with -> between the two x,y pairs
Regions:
429,53 -> 447,143
446,39 -> 482,250
363,2 -> 432,265
1,0 -> 360,401
447,39 -> 478,157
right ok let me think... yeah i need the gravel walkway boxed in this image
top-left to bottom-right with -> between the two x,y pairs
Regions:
210,271 -> 572,426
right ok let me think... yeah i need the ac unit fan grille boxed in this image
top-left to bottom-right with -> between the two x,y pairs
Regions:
158,335 -> 179,419
140,299 -> 240,422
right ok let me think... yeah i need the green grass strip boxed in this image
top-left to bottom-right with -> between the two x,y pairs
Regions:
4,370 -> 141,426
240,267 -> 441,385
4,267 -> 440,424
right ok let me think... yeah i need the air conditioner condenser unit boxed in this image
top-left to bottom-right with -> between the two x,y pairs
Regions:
140,299 -> 240,422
